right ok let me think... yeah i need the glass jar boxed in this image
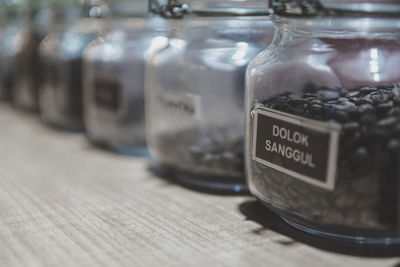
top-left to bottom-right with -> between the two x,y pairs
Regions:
39,0 -> 104,131
146,0 -> 274,192
0,0 -> 24,101
246,0 -> 400,244
83,0 -> 167,156
12,0 -> 51,112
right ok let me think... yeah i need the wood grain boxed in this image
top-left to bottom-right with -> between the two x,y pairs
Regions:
0,104 -> 399,267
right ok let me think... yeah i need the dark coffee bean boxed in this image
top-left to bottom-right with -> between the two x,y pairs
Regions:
358,94 -> 374,104
332,111 -> 349,122
377,101 -> 394,112
356,147 -> 368,158
356,103 -> 374,113
389,107 -> 400,116
347,91 -> 360,98
319,90 -> 340,101
343,122 -> 359,132
253,83 -> 400,233
388,139 -> 400,151
370,128 -> 391,140
334,101 -> 356,112
360,114 -> 377,124
359,86 -> 377,94
310,103 -> 323,110
303,93 -> 318,98
309,99 -> 322,104
288,98 -> 308,106
371,93 -> 390,104
377,117 -> 398,127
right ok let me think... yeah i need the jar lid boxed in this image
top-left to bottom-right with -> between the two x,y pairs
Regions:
3,0 -> 26,18
107,0 -> 149,17
150,0 -> 269,18
48,0 -> 108,18
271,0 -> 400,17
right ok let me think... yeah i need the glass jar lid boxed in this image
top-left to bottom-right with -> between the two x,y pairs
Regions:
271,0 -> 400,17
150,0 -> 269,18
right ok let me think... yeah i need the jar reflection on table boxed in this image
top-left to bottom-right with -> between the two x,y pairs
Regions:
83,0 -> 167,156
246,0 -> 400,244
12,0 -> 52,112
146,0 -> 274,192
39,0 -> 104,131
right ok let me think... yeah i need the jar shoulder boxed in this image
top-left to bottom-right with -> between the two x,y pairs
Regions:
248,36 -> 400,97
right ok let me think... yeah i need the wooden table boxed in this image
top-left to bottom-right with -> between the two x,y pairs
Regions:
0,104 -> 399,267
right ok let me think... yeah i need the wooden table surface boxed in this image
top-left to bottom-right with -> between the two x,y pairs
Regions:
0,104 -> 399,267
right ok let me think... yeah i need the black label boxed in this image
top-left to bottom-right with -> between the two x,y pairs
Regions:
94,77 -> 121,111
252,108 -> 340,190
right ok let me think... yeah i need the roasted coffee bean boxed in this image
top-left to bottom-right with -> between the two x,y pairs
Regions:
288,98 -> 308,106
389,107 -> 400,116
156,128 -> 244,180
356,103 -> 374,113
319,90 -> 340,101
359,86 -> 377,94
251,83 -> 400,232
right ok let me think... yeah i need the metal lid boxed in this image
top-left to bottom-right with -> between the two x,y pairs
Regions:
271,0 -> 400,17
3,0 -> 27,18
48,0 -> 109,18
150,0 -> 269,18
107,0 -> 148,17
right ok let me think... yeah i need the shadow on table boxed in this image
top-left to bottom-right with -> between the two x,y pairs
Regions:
239,200 -> 400,258
147,162 -> 251,196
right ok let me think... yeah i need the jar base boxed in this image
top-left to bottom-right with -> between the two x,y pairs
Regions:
150,162 -> 249,194
257,199 -> 400,245
283,217 -> 400,245
88,137 -> 150,158
13,102 -> 40,113
108,144 -> 150,158
41,117 -> 85,133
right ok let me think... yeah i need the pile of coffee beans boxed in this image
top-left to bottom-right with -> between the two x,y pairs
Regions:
250,83 -> 400,232
155,127 -> 244,181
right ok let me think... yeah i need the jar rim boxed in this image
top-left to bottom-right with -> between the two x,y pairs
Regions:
150,0 -> 269,19
272,15 -> 400,37
271,0 -> 400,18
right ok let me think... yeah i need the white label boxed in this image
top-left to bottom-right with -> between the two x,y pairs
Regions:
158,91 -> 201,119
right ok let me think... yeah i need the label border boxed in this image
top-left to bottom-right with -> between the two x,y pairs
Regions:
251,107 -> 341,191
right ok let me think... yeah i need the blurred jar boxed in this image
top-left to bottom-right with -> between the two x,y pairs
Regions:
246,0 -> 400,244
83,0 -> 167,156
39,0 -> 105,131
146,0 -> 274,192
0,0 -> 27,101
0,0 -> 9,100
12,0 -> 52,111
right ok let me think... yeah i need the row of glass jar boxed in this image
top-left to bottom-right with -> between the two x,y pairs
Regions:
2,0 -> 400,246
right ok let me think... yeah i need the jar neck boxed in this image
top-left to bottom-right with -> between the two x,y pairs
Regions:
169,16 -> 269,35
276,15 -> 400,39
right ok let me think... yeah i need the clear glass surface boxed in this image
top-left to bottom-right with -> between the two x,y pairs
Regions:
39,14 -> 102,131
146,16 -> 274,191
83,16 -> 167,155
246,16 -> 400,243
